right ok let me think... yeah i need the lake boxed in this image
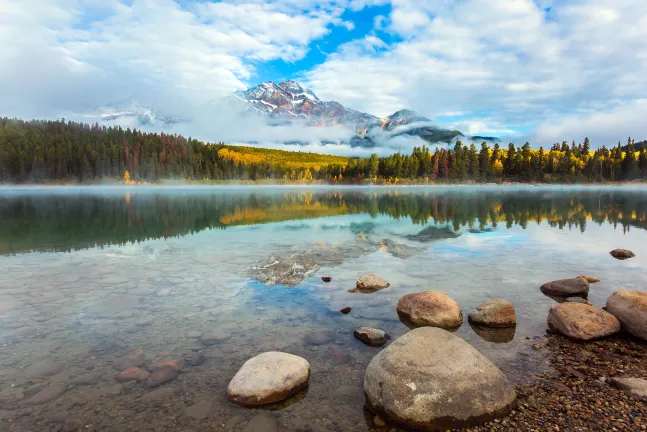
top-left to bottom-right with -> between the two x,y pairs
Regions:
1,186 -> 646,431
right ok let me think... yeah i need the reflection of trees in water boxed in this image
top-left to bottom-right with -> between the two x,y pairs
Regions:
1,189 -> 646,254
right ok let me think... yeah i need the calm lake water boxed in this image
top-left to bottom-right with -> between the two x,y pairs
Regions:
1,186 -> 646,431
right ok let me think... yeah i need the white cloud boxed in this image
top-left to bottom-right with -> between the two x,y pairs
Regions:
305,0 -> 647,146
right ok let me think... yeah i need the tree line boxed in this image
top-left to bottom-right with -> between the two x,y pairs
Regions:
1,117 -> 646,183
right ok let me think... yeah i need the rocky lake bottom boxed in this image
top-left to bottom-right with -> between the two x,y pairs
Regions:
0,187 -> 646,431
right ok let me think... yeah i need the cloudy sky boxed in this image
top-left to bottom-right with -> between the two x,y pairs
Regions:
1,0 -> 646,150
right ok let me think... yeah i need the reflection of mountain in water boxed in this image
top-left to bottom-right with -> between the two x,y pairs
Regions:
1,188 -> 647,254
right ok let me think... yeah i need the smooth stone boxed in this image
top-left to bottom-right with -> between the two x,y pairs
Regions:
200,330 -> 231,345
227,352 -> 310,407
146,368 -> 179,388
304,330 -> 335,345
396,291 -> 463,329
24,383 -> 67,405
578,275 -> 600,283
151,359 -> 184,372
115,367 -> 150,383
606,290 -> 647,340
364,327 -> 516,431
469,324 -> 516,343
86,296 -> 140,315
340,306 -> 352,314
184,352 -> 206,366
185,399 -> 214,419
468,299 -> 516,328
141,387 -> 178,402
547,303 -> 620,341
609,377 -> 647,401
354,326 -> 389,347
540,278 -> 589,298
356,274 -> 390,292
186,331 -> 203,339
113,355 -> 147,371
242,414 -> 280,432
21,361 -> 61,379
328,346 -> 352,365
610,249 -> 635,260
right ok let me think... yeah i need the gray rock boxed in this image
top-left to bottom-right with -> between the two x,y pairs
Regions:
146,368 -> 179,388
24,383 -> 67,405
609,377 -> 647,401
468,299 -> 516,328
225,415 -> 246,430
606,290 -> 647,340
227,352 -> 310,407
547,303 -> 621,341
356,274 -> 390,293
141,387 -> 178,402
610,249 -> 635,260
540,278 -> 589,298
304,330 -> 335,346
200,330 -> 230,345
242,414 -> 280,432
184,399 -> 214,419
364,327 -> 516,430
353,326 -> 389,347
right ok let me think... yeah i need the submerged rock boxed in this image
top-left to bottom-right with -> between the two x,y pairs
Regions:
227,352 -> 310,407
115,367 -> 150,383
304,330 -> 335,346
610,249 -> 635,260
606,290 -> 647,340
404,226 -> 460,243
397,291 -> 463,329
540,278 -> 589,298
354,326 -> 389,347
340,306 -> 352,314
24,383 -> 67,405
146,368 -> 179,388
609,377 -> 647,401
356,274 -> 390,292
469,324 -> 516,343
547,303 -> 620,341
364,327 -> 516,430
200,330 -> 231,345
468,299 -> 516,328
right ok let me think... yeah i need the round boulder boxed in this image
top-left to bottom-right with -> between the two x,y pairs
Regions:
606,290 -> 647,340
356,274 -> 390,293
468,299 -> 516,328
540,278 -> 589,298
547,303 -> 620,341
397,291 -> 463,329
227,352 -> 310,407
364,327 -> 516,430
354,326 -> 389,347
610,249 -> 635,260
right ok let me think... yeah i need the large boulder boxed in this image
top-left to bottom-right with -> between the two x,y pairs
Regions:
610,249 -> 635,260
364,327 -> 516,430
397,291 -> 463,329
606,290 -> 647,340
227,352 -> 310,407
540,278 -> 589,298
355,274 -> 390,293
609,377 -> 647,401
547,303 -> 620,341
354,326 -> 389,347
468,299 -> 516,328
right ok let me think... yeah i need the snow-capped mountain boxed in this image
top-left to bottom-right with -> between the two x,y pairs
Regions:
82,98 -> 183,126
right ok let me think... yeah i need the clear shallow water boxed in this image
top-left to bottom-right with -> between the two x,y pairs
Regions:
1,186 -> 647,431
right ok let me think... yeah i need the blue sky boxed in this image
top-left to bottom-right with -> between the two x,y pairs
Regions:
1,0 -> 647,152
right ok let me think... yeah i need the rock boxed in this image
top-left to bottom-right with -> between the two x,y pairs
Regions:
540,278 -> 589,298
185,399 -> 214,419
242,414 -> 280,432
304,330 -> 335,345
364,328 -> 516,430
578,275 -> 600,283
609,377 -> 647,401
63,419 -> 81,432
340,306 -> 352,314
86,295 -> 140,315
547,303 -> 620,341
24,383 -> 67,405
146,368 -> 179,388
141,387 -> 178,402
374,415 -> 386,427
184,352 -> 206,366
606,290 -> 647,340
225,415 -> 247,431
328,346 -> 352,365
151,358 -> 184,372
353,326 -> 389,347
21,361 -> 61,379
200,330 -> 230,345
321,276 -> 332,282
396,291 -> 463,329
227,352 -> 310,407
469,324 -> 516,343
356,274 -> 390,293
112,354 -> 147,371
610,249 -> 635,260
468,299 -> 516,328
115,367 -> 150,383
185,331 -> 203,339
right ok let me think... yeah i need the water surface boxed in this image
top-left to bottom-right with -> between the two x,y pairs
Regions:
1,186 -> 646,431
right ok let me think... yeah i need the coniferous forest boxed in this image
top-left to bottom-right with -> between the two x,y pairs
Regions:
1,117 -> 647,184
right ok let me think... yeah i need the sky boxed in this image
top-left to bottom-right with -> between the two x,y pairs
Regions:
1,0 -> 647,153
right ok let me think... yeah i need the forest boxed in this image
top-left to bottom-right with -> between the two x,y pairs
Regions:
1,117 -> 646,184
